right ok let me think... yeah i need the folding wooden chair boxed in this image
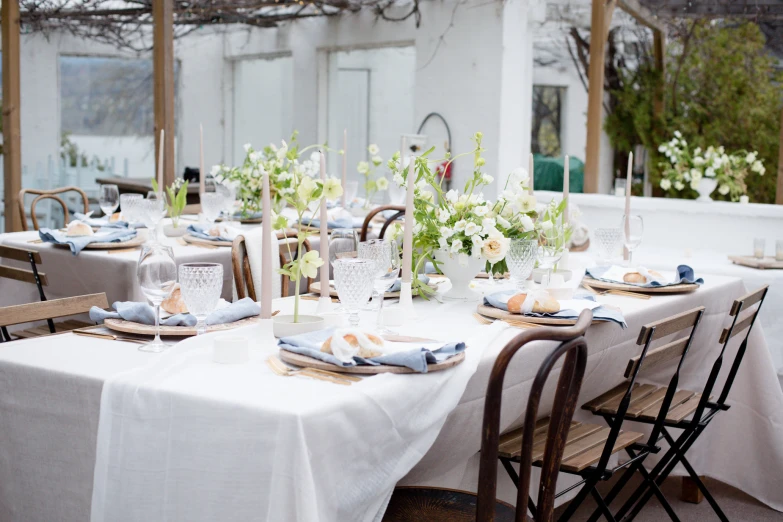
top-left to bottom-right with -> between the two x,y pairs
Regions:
360,205 -> 405,242
383,310 -> 593,522
0,293 -> 108,342
0,245 -> 93,341
608,286 -> 768,522
500,307 -> 704,522
18,186 -> 90,231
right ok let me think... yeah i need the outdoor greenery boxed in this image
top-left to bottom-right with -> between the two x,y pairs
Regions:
604,20 -> 782,203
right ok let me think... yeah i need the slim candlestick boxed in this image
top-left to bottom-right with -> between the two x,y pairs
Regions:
199,124 -> 205,196
624,151 -> 633,261
528,153 -> 535,195
341,129 -> 347,208
563,154 -> 570,226
319,151 -> 330,300
157,129 -> 164,190
261,168 -> 273,319
401,157 -> 415,283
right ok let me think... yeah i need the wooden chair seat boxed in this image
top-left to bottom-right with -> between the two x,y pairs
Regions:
582,382 -> 709,424
499,417 -> 644,473
383,487 -> 516,522
11,319 -> 92,340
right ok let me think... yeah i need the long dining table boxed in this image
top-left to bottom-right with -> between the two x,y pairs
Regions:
0,272 -> 781,522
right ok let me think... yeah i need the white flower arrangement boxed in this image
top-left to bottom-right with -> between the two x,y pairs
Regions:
357,144 -> 389,207
657,133 -> 765,201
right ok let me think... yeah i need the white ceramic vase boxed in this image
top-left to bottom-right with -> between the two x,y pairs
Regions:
434,249 -> 484,301
163,222 -> 187,237
272,314 -> 325,338
696,177 -> 718,202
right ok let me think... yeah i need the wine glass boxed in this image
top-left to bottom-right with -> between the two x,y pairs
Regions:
201,192 -> 223,225
179,263 -> 224,336
621,215 -> 644,266
99,184 -> 120,219
330,228 -> 359,265
358,239 -> 401,333
141,191 -> 166,242
538,226 -> 565,288
137,244 -> 177,353
120,193 -> 142,226
507,239 -> 537,290
333,258 -> 375,327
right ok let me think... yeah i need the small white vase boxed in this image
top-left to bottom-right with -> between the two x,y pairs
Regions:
696,177 -> 718,202
163,223 -> 187,237
434,249 -> 484,301
272,314 -> 325,338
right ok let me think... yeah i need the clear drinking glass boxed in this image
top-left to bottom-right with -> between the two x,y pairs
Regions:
139,191 -> 166,242
179,263 -> 224,336
333,258 -> 375,327
120,193 -> 142,225
344,180 -> 359,205
137,244 -> 177,352
594,227 -> 624,262
201,192 -> 223,224
538,227 -> 565,287
330,228 -> 360,265
621,215 -> 644,266
99,184 -> 120,218
754,238 -> 766,260
507,239 -> 537,290
216,183 -> 236,220
358,239 -> 401,333
776,240 -> 783,262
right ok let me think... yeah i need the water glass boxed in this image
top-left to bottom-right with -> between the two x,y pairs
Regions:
594,228 -> 624,262
620,215 -> 644,266
99,184 -> 120,218
507,239 -> 537,290
179,263 -> 224,336
216,183 -> 236,219
754,238 -> 766,260
344,180 -> 359,205
137,244 -> 177,352
139,191 -> 166,242
333,258 -> 375,327
358,239 -> 401,333
538,227 -> 565,287
120,193 -> 142,225
201,192 -> 223,224
776,240 -> 783,262
330,228 -> 360,265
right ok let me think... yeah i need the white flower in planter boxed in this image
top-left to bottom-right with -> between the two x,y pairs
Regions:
483,237 -> 510,264
450,239 -> 463,253
674,181 -> 685,191
752,160 -> 765,175
746,152 -> 757,164
464,222 -> 480,236
454,220 -> 467,232
660,178 -> 672,191
718,184 -> 730,196
519,214 -> 535,232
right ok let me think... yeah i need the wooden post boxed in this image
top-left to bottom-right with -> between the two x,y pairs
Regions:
777,107 -> 783,205
584,0 -> 612,194
681,476 -> 704,504
652,29 -> 665,119
153,0 -> 175,187
2,0 -> 23,232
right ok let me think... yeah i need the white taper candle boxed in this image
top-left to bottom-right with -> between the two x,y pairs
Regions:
402,156 -> 415,283
319,151 -> 329,298
260,168 -> 273,319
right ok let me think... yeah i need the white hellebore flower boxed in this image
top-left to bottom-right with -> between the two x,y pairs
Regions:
450,239 -> 464,254
483,236 -> 510,264
508,167 -> 530,189
519,214 -> 535,232
297,176 -> 317,201
393,173 -> 405,187
357,161 -> 370,175
464,222 -> 480,236
299,251 -> 324,279
518,193 -> 537,213
454,220 -> 467,232
718,184 -> 730,196
368,144 -> 380,156
323,178 -> 343,200
660,178 -> 672,191
371,155 -> 383,166
437,208 -> 450,223
376,177 -> 389,191
420,190 -> 434,202
481,173 -> 494,185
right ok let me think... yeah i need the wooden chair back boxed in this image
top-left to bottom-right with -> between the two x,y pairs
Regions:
0,245 -> 47,288
360,205 -> 405,242
232,230 -> 314,300
18,186 -> 90,231
476,310 -> 592,522
0,293 -> 108,330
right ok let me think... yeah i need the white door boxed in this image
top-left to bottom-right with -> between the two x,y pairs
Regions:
328,67 -> 370,180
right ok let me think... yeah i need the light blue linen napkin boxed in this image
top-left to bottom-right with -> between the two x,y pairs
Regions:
298,216 -> 361,229
483,290 -> 626,328
73,212 -> 130,229
586,265 -> 703,288
388,275 -> 430,292
39,227 -> 137,255
89,298 -> 260,327
186,224 -> 233,241
278,327 -> 466,373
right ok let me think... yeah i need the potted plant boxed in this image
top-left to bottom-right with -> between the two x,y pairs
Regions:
152,178 -> 189,237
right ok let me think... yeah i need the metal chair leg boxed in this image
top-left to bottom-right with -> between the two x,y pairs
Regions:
585,458 -> 641,522
500,458 -> 537,519
590,487 -> 618,522
558,479 -> 597,522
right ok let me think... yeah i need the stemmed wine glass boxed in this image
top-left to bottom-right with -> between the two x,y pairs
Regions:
137,244 -> 177,352
140,191 -> 166,242
99,184 -> 120,219
621,215 -> 644,266
507,239 -> 537,290
537,226 -> 565,288
358,239 -> 401,333
179,263 -> 224,336
333,258 -> 375,327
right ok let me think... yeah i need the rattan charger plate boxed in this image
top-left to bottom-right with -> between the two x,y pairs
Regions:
308,280 -> 434,298
582,276 -> 699,294
476,304 -> 590,326
182,234 -> 233,247
51,234 -> 146,250
103,315 -> 261,336
279,348 -> 465,374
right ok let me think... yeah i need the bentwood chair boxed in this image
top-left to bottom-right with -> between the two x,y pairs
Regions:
383,309 -> 593,522
499,307 -> 704,522
232,229 -> 314,300
18,186 -> 90,231
360,205 -> 405,242
0,293 -> 108,343
0,245 -> 93,342
609,286 -> 768,522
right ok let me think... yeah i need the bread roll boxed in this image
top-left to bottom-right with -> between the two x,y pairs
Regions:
507,293 -> 560,314
65,221 -> 94,237
623,270 -> 662,284
161,284 -> 188,314
322,332 -> 384,359
110,212 -> 122,223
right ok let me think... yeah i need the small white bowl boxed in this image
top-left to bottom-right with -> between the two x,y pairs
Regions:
272,314 -> 326,338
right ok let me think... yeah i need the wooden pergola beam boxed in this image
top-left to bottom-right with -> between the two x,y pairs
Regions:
153,0 -> 176,188
618,0 -> 666,32
2,0 -> 23,232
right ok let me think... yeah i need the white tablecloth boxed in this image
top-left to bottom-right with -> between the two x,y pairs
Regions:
0,275 -> 781,522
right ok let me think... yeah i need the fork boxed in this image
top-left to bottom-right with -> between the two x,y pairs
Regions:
266,356 -> 356,385
72,329 -> 149,345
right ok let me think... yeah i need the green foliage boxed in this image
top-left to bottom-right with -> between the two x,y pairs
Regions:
605,20 -> 782,203
60,132 -> 107,171
151,178 -> 189,224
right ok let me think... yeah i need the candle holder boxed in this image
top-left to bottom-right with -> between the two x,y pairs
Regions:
399,281 -> 414,316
